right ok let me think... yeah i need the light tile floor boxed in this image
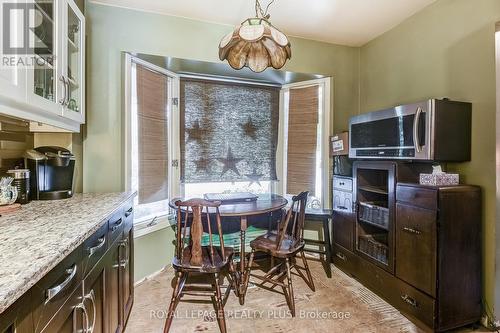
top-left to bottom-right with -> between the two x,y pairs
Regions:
126,258 -> 490,333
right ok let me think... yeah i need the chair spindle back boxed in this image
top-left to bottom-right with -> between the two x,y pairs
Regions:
175,199 -> 225,267
276,191 -> 308,249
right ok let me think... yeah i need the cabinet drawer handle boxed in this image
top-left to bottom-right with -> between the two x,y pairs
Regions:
336,252 -> 347,261
58,76 -> 67,105
74,302 -> 90,332
402,227 -> 421,235
401,294 -> 418,307
113,258 -> 129,269
83,290 -> 96,333
125,207 -> 133,217
45,265 -> 77,303
111,218 -> 123,232
88,237 -> 106,257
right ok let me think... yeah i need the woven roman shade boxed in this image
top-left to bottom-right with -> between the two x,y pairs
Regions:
180,78 -> 279,184
286,85 -> 319,195
135,64 -> 169,204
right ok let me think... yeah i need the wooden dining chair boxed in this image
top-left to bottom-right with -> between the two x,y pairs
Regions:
163,199 -> 238,333
242,191 -> 315,316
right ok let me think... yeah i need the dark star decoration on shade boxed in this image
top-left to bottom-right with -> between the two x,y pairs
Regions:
217,147 -> 243,176
194,157 -> 211,173
245,167 -> 263,186
186,120 -> 210,143
240,116 -> 258,140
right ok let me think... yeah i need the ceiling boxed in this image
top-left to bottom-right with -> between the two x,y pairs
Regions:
92,0 -> 437,46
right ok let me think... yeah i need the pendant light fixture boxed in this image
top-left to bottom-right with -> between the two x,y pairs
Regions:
219,0 -> 291,73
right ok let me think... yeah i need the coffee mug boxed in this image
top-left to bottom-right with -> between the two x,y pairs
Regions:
0,185 -> 18,205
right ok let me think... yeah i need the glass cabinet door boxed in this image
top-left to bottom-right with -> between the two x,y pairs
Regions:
63,0 -> 84,122
30,0 -> 60,110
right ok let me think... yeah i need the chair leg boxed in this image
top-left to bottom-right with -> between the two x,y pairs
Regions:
241,249 -> 255,305
300,250 -> 315,292
323,217 -> 333,278
213,273 -> 227,333
225,260 -> 238,305
163,272 -> 186,333
285,258 -> 295,317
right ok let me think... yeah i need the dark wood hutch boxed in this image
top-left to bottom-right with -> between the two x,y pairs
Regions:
332,160 -> 481,332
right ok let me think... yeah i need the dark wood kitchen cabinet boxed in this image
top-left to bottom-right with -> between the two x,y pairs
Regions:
122,206 -> 135,325
0,200 -> 135,333
0,293 -> 33,333
106,203 -> 135,333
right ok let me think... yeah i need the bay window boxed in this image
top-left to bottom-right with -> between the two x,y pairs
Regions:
125,54 -> 331,230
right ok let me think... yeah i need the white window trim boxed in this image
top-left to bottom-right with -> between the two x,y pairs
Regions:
277,77 -> 332,208
123,53 -> 181,235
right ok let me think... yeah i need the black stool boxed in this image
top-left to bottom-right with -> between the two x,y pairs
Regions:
303,208 -> 333,278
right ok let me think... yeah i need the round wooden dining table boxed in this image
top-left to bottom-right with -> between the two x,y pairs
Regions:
169,194 -> 288,304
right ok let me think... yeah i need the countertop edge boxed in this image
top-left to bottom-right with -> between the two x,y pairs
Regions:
0,191 -> 136,315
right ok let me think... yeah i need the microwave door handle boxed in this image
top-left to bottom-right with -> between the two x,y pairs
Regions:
413,107 -> 423,153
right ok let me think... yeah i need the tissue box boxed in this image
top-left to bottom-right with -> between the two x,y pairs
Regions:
419,173 -> 459,186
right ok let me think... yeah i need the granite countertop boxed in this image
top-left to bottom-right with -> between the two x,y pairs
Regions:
0,192 -> 136,314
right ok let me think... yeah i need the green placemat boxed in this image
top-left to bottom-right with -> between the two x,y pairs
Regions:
174,225 -> 269,253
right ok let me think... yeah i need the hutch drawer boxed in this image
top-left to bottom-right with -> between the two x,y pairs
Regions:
396,184 -> 437,210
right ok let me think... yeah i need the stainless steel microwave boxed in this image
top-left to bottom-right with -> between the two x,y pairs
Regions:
349,99 -> 471,161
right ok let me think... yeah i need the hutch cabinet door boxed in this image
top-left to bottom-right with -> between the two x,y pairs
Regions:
332,210 -> 354,251
395,202 -> 437,296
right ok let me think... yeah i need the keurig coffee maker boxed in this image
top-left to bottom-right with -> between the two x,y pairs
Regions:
24,146 -> 75,200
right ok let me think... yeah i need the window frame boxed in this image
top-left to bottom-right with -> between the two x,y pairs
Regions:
277,78 -> 332,208
123,53 -> 181,229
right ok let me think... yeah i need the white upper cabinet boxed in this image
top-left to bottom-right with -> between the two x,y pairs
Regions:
0,0 -> 26,102
61,0 -> 85,123
0,0 -> 85,132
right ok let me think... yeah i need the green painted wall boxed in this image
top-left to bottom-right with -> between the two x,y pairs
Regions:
134,226 -> 176,282
359,0 -> 500,311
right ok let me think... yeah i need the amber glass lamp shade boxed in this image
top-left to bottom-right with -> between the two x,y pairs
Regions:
219,18 -> 292,73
